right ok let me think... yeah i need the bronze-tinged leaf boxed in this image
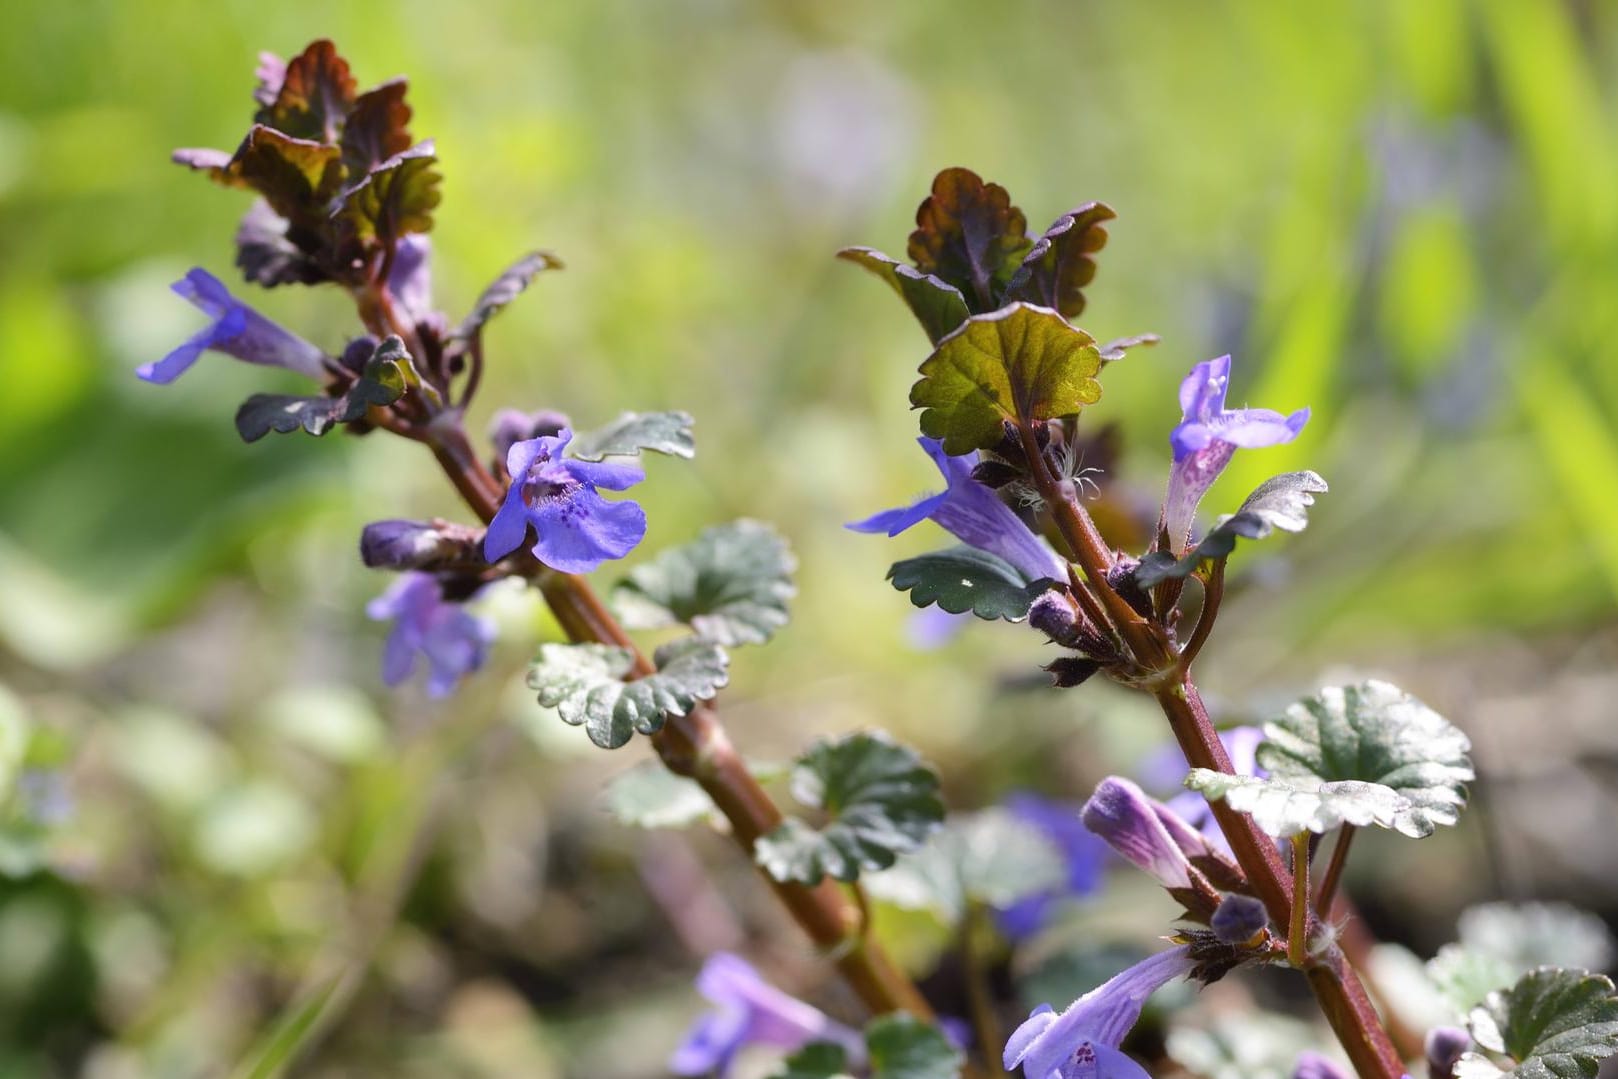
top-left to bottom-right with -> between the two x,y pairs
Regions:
257,39 -> 358,143
836,246 -> 971,344
906,167 -> 1033,312
225,125 -> 345,228
1005,202 -> 1116,319
342,78 -> 412,175
334,142 -> 441,246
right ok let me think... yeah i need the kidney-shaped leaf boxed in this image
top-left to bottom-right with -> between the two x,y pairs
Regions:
754,733 -> 943,884
887,546 -> 1055,622
1455,968 -> 1618,1078
526,638 -> 729,750
911,303 -> 1103,455
613,519 -> 795,645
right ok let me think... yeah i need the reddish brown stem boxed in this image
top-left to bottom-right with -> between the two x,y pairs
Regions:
1020,435 -> 1405,1079
1178,559 -> 1224,672
418,416 -> 936,1024
1316,824 -> 1356,917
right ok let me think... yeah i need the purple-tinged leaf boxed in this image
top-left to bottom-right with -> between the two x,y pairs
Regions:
1004,202 -> 1116,320
454,250 -> 565,343
907,167 -> 1033,311
235,200 -> 326,287
255,39 -> 358,143
341,78 -> 413,176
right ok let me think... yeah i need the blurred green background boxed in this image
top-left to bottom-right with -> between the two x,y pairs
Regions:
3,0 -> 1618,1076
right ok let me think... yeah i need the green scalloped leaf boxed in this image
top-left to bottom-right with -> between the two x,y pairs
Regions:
526,637 -> 729,750
601,763 -> 717,829
613,520 -> 794,645
862,807 -> 1068,926
906,167 -> 1032,311
754,733 -> 943,884
911,303 -> 1103,456
1455,968 -> 1618,1078
1184,770 -> 1408,839
234,338 -> 405,442
1003,202 -> 1115,320
1259,680 -> 1473,837
571,410 -> 696,461
771,1043 -> 855,1079
1186,680 -> 1473,838
1135,471 -> 1328,587
837,246 -> 971,344
1431,904 -> 1617,1016
865,1014 -> 964,1079
887,546 -> 1055,622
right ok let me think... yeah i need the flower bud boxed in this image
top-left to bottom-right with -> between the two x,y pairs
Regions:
490,408 -> 572,464
1081,776 -> 1194,890
340,335 -> 380,373
360,519 -> 481,571
1424,1026 -> 1469,1079
1210,893 -> 1267,945
1027,592 -> 1082,647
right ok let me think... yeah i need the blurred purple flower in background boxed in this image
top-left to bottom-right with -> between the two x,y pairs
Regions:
1292,1052 -> 1352,1079
366,572 -> 494,698
138,268 -> 328,385
849,436 -> 1066,581
484,429 -> 647,573
1005,945 -> 1195,1079
1163,355 -> 1309,552
1424,1026 -> 1470,1078
671,952 -> 863,1077
997,793 -> 1108,939
1141,726 -> 1266,859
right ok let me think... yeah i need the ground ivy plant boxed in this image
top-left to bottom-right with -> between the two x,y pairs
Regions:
139,42 -> 1617,1079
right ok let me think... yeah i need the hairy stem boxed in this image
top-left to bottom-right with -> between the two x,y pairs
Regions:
1020,443 -> 1405,1079
1177,559 -> 1224,672
417,416 -> 937,1024
1289,833 -> 1311,968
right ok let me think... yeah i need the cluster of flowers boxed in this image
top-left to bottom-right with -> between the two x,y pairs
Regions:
143,262 -> 652,696
667,760 -> 1435,1079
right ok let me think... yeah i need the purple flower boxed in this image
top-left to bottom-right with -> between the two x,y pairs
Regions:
1163,355 -> 1309,552
366,572 -> 495,698
1425,1026 -> 1470,1078
1081,777 -> 1202,891
483,429 -> 647,573
489,408 -> 572,465
1005,945 -> 1195,1079
997,793 -> 1108,939
907,605 -> 971,650
1210,894 -> 1268,944
389,234 -> 435,325
138,268 -> 328,385
849,437 -> 1066,581
671,953 -> 863,1077
1292,1052 -> 1351,1079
